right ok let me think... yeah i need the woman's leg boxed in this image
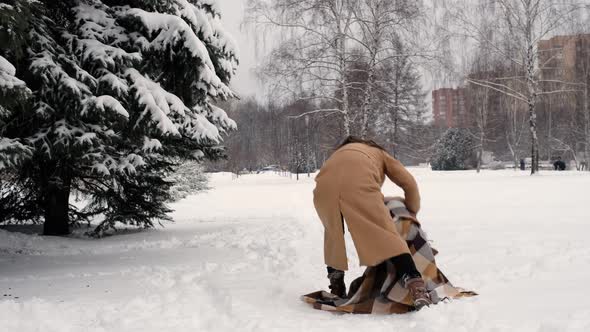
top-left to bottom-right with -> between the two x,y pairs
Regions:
313,191 -> 348,271
326,218 -> 347,297
326,266 -> 346,297
389,253 -> 431,309
389,253 -> 421,281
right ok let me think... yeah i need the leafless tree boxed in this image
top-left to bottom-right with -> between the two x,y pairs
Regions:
448,0 -> 583,174
247,0 -> 357,135
348,0 -> 422,138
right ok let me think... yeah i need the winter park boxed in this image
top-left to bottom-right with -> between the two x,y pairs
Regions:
2,0 -> 590,331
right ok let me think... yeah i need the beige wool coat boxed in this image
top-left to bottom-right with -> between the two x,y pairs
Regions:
313,143 -> 421,271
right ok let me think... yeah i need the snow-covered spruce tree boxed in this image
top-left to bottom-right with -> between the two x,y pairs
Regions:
0,1 -> 32,167
0,0 -> 238,236
431,128 -> 477,171
0,1 -> 35,222
374,34 -> 428,163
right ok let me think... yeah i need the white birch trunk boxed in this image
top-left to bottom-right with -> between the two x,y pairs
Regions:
584,86 -> 590,171
524,12 -> 540,175
339,30 -> 351,137
360,54 -> 376,138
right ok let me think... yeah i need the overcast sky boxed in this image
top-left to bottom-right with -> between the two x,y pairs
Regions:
218,1 -> 260,98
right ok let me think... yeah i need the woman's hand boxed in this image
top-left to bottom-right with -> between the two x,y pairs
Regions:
384,196 -> 418,218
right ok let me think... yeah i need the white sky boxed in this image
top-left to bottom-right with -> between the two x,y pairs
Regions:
218,0 -> 261,98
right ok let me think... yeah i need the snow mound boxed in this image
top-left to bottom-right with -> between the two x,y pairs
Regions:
0,276 -> 240,332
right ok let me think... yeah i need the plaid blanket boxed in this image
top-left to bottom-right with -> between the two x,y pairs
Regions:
302,199 -> 477,314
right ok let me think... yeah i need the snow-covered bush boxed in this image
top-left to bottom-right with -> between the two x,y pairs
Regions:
168,161 -> 209,201
488,161 -> 506,170
431,128 -> 477,171
0,0 -> 238,236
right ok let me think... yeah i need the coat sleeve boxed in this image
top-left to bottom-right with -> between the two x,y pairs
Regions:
382,151 -> 421,214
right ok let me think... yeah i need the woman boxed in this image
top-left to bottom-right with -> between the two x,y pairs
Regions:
313,136 -> 431,309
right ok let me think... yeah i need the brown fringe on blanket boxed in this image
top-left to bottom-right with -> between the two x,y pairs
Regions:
301,199 -> 477,314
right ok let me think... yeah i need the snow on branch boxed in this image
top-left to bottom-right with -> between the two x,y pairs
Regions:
142,137 -> 163,152
83,95 -> 129,118
98,72 -> 129,96
287,108 -> 344,119
74,3 -> 129,44
209,104 -> 237,131
123,7 -> 234,99
29,49 -> 91,101
466,78 -> 528,103
126,69 -> 188,136
124,8 -> 215,70
90,153 -> 147,176
0,56 -> 29,92
209,15 -> 240,61
183,112 -> 222,142
175,0 -> 239,62
0,138 -> 33,170
75,38 -> 141,71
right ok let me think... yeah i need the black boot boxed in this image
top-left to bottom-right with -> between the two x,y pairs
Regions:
327,267 -> 347,298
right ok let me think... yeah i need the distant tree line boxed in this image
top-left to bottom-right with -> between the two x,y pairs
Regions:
208,95 -> 442,174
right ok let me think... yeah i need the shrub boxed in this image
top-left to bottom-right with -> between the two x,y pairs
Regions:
431,128 -> 478,171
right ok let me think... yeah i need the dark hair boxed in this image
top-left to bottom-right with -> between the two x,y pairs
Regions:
337,136 -> 387,151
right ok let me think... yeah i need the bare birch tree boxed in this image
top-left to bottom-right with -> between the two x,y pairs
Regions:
247,0 -> 357,136
348,0 -> 422,138
449,0 -> 582,174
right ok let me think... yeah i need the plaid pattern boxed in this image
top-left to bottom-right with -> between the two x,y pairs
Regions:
301,199 -> 477,314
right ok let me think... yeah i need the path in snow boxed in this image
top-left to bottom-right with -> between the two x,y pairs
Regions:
1,169 -> 590,332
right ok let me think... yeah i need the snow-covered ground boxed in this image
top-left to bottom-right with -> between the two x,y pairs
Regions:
1,169 -> 590,332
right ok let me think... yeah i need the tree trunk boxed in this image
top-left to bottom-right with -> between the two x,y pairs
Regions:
585,86 -> 590,171
392,86 -> 399,158
477,133 -> 484,173
546,94 -> 552,164
360,62 -> 375,139
507,136 -> 518,170
342,84 -> 351,137
338,31 -> 351,137
43,175 -> 71,236
506,96 -> 519,170
476,88 -> 487,173
528,99 -> 540,174
525,41 -> 540,174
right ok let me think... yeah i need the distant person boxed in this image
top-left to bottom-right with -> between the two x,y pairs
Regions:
313,136 -> 431,310
580,161 -> 588,171
553,157 -> 566,171
520,159 -> 526,171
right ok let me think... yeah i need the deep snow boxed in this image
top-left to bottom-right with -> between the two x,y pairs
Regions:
1,169 -> 590,332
